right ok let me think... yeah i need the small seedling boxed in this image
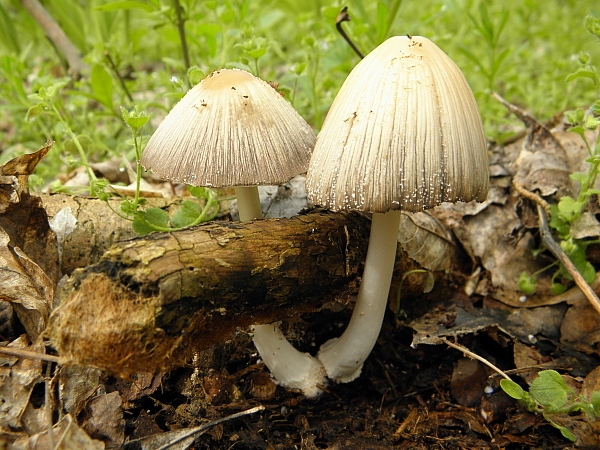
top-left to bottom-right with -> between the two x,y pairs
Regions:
500,370 -> 600,442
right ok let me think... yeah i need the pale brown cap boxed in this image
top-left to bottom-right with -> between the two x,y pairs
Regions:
141,69 -> 316,187
306,36 -> 489,213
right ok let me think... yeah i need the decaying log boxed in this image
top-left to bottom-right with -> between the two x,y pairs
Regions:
48,211 -> 374,375
41,193 -> 184,274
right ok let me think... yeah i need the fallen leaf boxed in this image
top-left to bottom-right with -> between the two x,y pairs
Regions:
398,211 -> 460,271
0,229 -> 54,338
10,414 -> 104,450
81,391 -> 125,446
560,303 -> 600,354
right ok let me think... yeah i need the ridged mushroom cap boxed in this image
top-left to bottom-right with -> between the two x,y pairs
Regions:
141,68 -> 316,187
306,35 -> 489,213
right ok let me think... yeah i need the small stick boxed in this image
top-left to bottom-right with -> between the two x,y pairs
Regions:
441,338 -> 512,381
335,7 -> 364,59
154,405 -> 265,450
536,203 -> 600,315
513,181 -> 600,315
0,346 -> 62,363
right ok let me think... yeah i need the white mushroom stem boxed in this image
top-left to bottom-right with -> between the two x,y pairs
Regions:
317,210 -> 402,382
252,323 -> 326,398
235,186 -> 263,221
236,186 -> 326,396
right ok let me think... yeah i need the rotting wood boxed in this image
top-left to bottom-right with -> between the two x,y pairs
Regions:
41,193 -> 184,275
48,211 -> 375,375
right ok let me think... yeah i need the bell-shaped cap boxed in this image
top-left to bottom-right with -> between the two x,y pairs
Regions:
141,68 -> 316,187
306,36 -> 489,213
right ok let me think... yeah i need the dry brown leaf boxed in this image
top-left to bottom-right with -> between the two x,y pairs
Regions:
0,142 -> 52,213
495,95 -> 573,198
0,338 -> 44,431
10,414 -> 104,450
398,211 -> 459,271
0,229 -> 54,338
581,365 -> 600,402
560,302 -> 600,354
59,366 -> 104,416
81,391 -> 125,446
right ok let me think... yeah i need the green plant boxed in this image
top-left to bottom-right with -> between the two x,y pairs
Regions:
519,15 -> 600,295
501,370 -> 600,442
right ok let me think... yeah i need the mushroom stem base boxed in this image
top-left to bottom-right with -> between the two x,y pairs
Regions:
252,323 -> 326,397
317,210 -> 401,382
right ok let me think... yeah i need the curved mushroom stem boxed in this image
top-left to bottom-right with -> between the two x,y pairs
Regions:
252,323 -> 326,397
237,186 -> 326,396
317,210 -> 401,382
235,186 -> 263,221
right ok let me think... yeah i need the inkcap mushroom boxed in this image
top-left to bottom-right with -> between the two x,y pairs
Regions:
306,35 -> 489,383
140,68 -> 325,395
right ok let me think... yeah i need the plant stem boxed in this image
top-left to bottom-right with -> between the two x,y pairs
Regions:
335,7 -> 364,59
104,51 -> 134,103
172,0 -> 191,72
50,103 -> 98,190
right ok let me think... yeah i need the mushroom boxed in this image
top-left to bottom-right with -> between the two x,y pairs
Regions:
140,68 -> 325,395
306,35 -> 489,383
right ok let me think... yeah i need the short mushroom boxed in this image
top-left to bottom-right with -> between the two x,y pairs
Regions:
140,68 -> 325,395
306,35 -> 489,383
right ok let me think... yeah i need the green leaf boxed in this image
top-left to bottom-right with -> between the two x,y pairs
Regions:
94,1 -> 157,12
120,199 -> 137,216
121,105 -> 149,130
557,196 -> 582,222
141,207 -> 169,228
189,186 -> 209,199
551,283 -> 567,295
171,200 -> 201,228
46,81 -> 67,100
551,421 -> 577,442
529,370 -> 570,411
132,218 -> 155,235
247,48 -> 267,60
565,67 -> 598,85
91,64 -> 114,110
26,102 -> 48,120
187,66 -> 206,86
500,379 -> 525,400
518,271 -> 537,294
584,15 -> 600,38
564,108 -> 585,125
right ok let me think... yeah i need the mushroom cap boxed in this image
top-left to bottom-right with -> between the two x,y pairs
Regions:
141,68 -> 316,187
306,35 -> 489,213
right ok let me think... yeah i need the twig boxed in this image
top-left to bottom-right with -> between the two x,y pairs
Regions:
335,7 -> 364,59
154,405 -> 265,450
441,338 -> 512,381
0,345 -> 62,363
513,181 -> 551,215
513,181 -> 600,315
19,0 -> 88,76
536,203 -> 600,315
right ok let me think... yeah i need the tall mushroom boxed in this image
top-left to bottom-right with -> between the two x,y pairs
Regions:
140,68 -> 325,395
306,35 -> 489,383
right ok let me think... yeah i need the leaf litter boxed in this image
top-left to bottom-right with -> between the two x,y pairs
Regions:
1,106 -> 600,448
